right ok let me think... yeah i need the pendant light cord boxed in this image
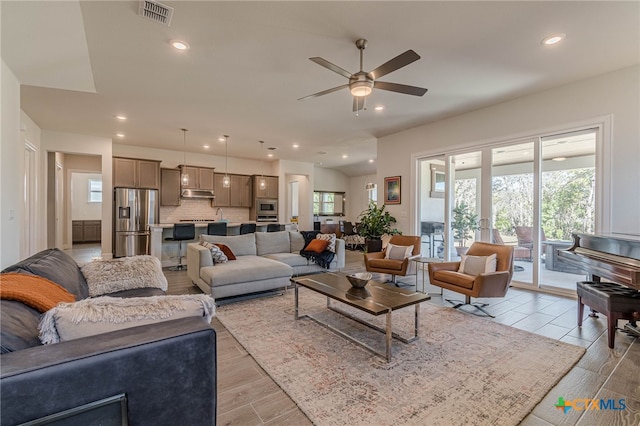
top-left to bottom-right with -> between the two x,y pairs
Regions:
224,135 -> 229,177
182,128 -> 187,168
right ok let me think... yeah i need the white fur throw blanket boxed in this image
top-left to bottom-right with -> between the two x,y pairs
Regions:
80,255 -> 168,297
39,294 -> 216,344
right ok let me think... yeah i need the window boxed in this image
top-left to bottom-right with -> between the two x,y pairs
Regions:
367,184 -> 377,204
88,179 -> 102,203
313,191 -> 344,216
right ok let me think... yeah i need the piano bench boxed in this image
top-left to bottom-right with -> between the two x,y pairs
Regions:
577,281 -> 640,348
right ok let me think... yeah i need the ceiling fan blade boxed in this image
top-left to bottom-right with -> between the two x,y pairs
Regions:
352,97 -> 365,112
368,50 -> 420,80
309,57 -> 353,79
298,84 -> 349,101
374,81 -> 428,96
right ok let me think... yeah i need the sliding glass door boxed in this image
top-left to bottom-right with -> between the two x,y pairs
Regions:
417,127 -> 598,293
539,130 -> 596,291
491,141 -> 535,286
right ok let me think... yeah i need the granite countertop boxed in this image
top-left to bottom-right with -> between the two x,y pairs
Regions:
149,221 -> 291,229
150,222 -> 246,229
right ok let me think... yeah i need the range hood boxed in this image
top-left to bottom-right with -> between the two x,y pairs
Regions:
181,189 -> 215,199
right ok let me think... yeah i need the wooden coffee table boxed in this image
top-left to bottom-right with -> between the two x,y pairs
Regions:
292,272 -> 430,362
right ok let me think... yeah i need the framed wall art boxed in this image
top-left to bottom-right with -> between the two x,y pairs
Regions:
384,176 -> 401,205
430,166 -> 445,198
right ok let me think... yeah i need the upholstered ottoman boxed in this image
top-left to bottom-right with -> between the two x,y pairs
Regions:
577,281 -> 640,348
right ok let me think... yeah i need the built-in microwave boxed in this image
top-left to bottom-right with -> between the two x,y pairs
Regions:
257,198 -> 277,215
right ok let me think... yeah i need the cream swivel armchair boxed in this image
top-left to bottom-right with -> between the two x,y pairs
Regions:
364,235 -> 421,286
428,242 -> 514,317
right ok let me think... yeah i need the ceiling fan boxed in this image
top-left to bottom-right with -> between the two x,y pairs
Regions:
298,38 -> 428,112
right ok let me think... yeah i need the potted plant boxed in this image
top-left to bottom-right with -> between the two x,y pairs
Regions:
357,202 -> 400,252
452,202 -> 479,255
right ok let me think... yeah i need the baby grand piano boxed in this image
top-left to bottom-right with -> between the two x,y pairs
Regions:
559,233 -> 640,337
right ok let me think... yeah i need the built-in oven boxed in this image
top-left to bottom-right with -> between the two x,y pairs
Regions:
257,198 -> 277,215
257,215 -> 278,222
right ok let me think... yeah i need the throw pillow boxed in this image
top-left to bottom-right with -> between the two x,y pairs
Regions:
384,243 -> 413,261
316,233 -> 336,253
202,242 -> 228,264
39,294 -> 216,344
0,273 -> 76,312
80,256 -> 168,297
215,243 -> 236,260
458,253 -> 498,276
304,239 -> 330,254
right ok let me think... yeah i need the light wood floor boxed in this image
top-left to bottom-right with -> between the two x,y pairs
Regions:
163,250 -> 639,426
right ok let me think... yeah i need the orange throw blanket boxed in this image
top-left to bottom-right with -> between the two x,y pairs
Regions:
0,273 -> 76,313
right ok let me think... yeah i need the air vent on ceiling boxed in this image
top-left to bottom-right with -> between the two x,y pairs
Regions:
138,0 -> 174,26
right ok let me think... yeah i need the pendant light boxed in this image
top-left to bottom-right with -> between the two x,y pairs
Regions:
180,128 -> 189,186
365,174 -> 375,190
259,141 -> 266,190
222,135 -> 230,188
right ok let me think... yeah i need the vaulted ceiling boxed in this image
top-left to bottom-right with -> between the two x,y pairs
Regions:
2,1 -> 638,176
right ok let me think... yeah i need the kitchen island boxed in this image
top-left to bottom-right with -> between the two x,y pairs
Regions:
149,222 -> 292,267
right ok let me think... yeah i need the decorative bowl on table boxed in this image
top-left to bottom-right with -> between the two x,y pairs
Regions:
346,272 -> 372,288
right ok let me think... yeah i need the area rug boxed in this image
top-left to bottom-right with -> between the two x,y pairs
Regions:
216,288 -> 585,426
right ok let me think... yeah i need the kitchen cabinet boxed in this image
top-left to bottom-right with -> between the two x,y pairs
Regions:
160,168 -> 181,206
113,157 -> 160,189
72,220 -> 101,243
213,174 -> 230,206
230,174 -> 252,207
180,166 -> 215,191
253,175 -> 278,199
215,174 -> 252,207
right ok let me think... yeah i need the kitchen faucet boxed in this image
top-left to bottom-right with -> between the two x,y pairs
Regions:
215,208 -> 224,221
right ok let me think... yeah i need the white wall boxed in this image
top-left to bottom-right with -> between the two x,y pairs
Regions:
277,160 -> 315,230
1,60 -> 22,267
378,65 -> 640,237
71,172 -> 102,220
347,175 -> 377,222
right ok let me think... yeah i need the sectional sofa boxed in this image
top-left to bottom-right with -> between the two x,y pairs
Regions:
0,248 -> 217,425
187,230 -> 345,299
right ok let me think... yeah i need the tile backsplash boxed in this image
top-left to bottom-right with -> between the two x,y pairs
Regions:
160,199 -> 250,223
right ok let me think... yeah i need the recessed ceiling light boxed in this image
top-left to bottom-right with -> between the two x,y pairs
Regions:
115,115 -> 127,120
541,33 -> 566,46
203,145 -> 210,149
218,137 -> 225,142
342,154 -> 348,159
116,133 -> 125,138
171,40 -> 190,50
292,144 -> 299,148
368,159 -> 375,163
374,106 -> 384,111
523,151 -> 529,155
552,157 -> 567,162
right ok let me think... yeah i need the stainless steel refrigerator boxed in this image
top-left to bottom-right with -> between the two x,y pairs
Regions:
113,188 -> 158,257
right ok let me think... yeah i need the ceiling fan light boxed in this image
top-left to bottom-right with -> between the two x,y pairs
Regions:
350,84 -> 372,97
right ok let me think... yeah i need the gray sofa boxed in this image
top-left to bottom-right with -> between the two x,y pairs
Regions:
0,248 -> 216,425
187,230 -> 345,299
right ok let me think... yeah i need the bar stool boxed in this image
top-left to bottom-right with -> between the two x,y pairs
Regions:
239,223 -> 256,234
207,222 -> 227,236
267,224 -> 282,232
165,223 -> 195,270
